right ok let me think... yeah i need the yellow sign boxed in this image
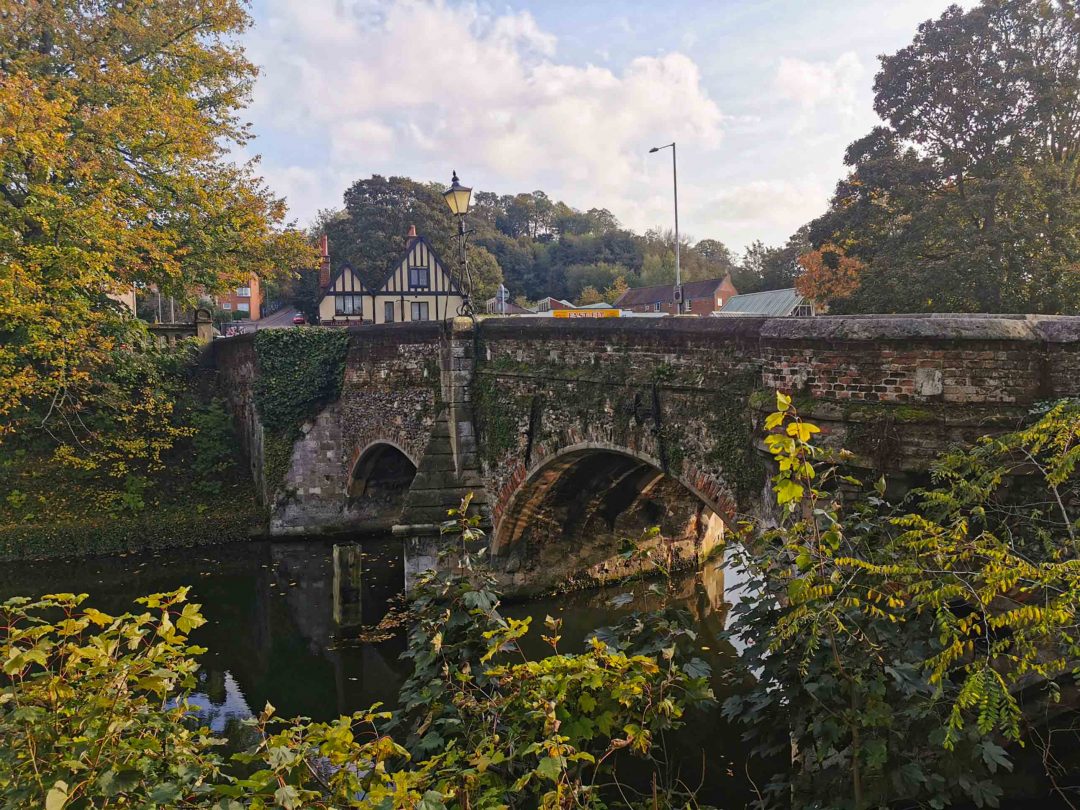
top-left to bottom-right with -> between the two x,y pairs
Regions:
552,309 -> 621,318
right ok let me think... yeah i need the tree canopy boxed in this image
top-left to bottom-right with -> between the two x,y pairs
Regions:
0,0 -> 312,440
312,176 -> 754,310
801,0 -> 1080,313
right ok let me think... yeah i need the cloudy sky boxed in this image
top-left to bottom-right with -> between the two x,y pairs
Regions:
242,0 -> 964,252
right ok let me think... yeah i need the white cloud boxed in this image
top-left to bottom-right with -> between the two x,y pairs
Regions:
773,52 -> 865,131
329,119 -> 395,163
246,0 -> 722,233
679,177 -> 832,253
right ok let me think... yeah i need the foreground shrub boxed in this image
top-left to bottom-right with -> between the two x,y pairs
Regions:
0,589 -> 223,808
1,577 -> 713,807
724,395 -> 1080,808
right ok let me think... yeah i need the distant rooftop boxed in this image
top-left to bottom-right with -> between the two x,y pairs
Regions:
615,276 -> 732,308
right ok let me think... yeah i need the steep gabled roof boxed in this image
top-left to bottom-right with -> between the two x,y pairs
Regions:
323,263 -> 368,295
376,234 -> 461,295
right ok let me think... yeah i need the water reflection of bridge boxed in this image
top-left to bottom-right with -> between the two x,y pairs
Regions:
199,537 -> 751,721
0,534 -> 752,725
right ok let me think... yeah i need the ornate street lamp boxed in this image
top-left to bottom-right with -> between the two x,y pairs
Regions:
443,170 -> 474,317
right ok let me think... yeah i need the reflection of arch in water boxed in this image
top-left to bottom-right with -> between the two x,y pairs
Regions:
491,443 -> 732,593
346,441 -> 418,527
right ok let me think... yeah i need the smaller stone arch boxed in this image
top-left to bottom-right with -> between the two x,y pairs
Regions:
345,440 -> 419,528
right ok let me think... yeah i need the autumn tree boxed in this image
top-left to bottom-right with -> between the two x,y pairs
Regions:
575,286 -> 604,306
0,0 -> 312,442
807,0 -> 1080,314
795,244 -> 865,305
603,275 -> 630,304
564,262 -> 627,301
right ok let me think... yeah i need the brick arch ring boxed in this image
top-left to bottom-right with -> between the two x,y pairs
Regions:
489,440 -> 737,557
347,438 -> 420,498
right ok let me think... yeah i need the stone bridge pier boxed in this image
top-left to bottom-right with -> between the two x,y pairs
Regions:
213,315 -> 1080,595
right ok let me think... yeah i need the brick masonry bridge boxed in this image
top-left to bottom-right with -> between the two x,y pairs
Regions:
213,315 -> 1080,594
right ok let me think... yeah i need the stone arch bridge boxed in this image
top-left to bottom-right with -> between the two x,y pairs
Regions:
213,315 -> 1080,593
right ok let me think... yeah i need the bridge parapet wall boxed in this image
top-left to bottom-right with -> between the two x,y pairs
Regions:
212,315 -> 1080,552
759,315 -> 1080,473
760,315 -> 1080,405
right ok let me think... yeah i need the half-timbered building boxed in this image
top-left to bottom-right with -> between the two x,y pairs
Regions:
318,263 -> 371,324
373,227 -> 463,323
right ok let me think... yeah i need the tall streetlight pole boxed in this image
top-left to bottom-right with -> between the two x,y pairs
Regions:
648,142 -> 681,313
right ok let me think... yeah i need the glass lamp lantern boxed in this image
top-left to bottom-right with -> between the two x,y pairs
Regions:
443,170 -> 472,216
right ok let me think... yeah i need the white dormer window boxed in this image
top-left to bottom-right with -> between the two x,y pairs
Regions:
717,297 -> 723,307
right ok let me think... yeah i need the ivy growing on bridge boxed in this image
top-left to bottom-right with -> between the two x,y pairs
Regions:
252,329 -> 350,493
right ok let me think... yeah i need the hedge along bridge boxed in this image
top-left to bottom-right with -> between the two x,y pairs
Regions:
213,315 -> 1080,594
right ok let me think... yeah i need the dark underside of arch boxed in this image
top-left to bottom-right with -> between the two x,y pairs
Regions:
347,444 -> 418,527
494,450 -> 725,593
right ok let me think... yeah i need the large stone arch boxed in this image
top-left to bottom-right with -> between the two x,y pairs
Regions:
489,440 -> 734,593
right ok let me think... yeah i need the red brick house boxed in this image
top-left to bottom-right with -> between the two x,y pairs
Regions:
614,276 -> 738,316
215,273 -> 263,320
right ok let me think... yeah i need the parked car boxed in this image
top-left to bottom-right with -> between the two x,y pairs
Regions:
292,314 -> 306,325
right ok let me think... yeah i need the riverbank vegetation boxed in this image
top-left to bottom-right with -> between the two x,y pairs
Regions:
0,336 -> 259,561
0,0 -> 311,554
5,398 -> 1080,807
725,395 -> 1080,807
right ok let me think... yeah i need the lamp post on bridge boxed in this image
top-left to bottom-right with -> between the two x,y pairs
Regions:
443,170 -> 475,318
648,142 -> 682,314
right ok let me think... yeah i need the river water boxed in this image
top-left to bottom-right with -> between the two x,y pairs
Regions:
0,536 -> 762,805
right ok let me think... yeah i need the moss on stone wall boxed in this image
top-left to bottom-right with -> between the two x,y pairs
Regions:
699,373 -> 767,501
473,371 -> 526,466
252,329 -> 350,494
474,345 -> 765,505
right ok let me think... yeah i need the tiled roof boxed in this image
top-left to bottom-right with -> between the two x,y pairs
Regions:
614,276 -> 731,308
713,288 -> 807,317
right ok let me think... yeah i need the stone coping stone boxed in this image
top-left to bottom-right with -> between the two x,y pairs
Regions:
476,315 -> 765,341
472,313 -> 1080,345
213,314 -> 1080,348
761,314 -> 1080,343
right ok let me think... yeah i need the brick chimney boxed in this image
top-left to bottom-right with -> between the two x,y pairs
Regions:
318,234 -> 330,288
406,224 -> 418,249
